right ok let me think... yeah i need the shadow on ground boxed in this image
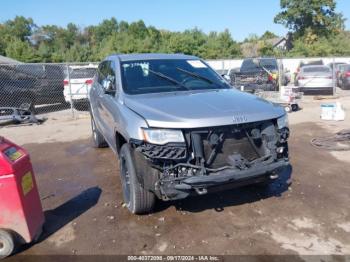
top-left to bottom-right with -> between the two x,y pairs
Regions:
16,187 -> 101,255
41,186 -> 102,241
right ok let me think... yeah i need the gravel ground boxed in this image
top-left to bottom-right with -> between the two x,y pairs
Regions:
2,89 -> 350,258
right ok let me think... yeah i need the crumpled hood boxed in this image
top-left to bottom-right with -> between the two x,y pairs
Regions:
124,89 -> 285,129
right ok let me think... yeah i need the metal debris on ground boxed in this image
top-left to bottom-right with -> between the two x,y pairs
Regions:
311,129 -> 350,151
314,95 -> 340,100
0,107 -> 46,127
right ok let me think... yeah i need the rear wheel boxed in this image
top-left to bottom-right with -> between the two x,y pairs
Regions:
91,116 -> 107,148
0,229 -> 15,259
119,143 -> 155,214
291,104 -> 299,112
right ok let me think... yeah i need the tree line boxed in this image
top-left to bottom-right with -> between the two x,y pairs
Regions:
0,0 -> 349,63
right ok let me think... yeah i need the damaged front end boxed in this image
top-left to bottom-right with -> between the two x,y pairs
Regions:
131,118 -> 290,201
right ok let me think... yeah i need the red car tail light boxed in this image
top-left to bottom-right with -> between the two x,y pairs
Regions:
85,79 -> 93,84
345,72 -> 350,77
63,80 -> 69,86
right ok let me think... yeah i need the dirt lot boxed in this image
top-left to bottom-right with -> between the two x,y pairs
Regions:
1,89 -> 350,258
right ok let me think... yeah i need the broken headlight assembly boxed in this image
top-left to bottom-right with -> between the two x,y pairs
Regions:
277,114 -> 289,129
277,114 -> 290,144
142,128 -> 185,145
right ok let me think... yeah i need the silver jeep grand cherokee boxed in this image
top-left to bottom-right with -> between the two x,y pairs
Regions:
89,54 -> 290,214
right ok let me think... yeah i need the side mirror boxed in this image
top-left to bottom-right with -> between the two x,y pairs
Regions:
102,79 -> 115,95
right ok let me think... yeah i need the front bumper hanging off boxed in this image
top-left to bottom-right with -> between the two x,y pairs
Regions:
179,160 -> 287,188
157,158 -> 289,200
133,121 -> 290,201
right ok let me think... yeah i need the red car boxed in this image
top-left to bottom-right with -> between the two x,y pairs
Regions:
339,64 -> 350,90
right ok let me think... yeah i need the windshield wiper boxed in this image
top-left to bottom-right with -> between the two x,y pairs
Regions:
147,68 -> 190,90
176,67 -> 214,85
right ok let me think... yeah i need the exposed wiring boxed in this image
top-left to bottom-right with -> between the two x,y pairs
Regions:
310,129 -> 350,151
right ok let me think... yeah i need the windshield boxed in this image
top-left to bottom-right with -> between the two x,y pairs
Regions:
121,59 -> 230,95
70,68 -> 96,79
241,58 -> 278,72
302,66 -> 331,73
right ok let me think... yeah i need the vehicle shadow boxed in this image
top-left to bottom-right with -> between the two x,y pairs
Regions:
17,187 -> 101,253
155,165 -> 292,213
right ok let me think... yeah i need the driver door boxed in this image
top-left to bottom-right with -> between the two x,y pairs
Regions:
97,61 -> 117,146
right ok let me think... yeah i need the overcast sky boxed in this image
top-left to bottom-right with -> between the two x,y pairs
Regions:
1,0 -> 349,41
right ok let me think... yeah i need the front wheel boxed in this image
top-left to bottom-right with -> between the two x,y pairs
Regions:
119,144 -> 155,214
0,229 -> 15,259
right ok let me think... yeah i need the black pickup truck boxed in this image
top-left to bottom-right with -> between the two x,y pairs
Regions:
0,64 -> 65,110
229,58 -> 279,92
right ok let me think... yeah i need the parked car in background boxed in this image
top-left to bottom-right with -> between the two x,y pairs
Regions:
295,65 -> 334,95
327,62 -> 347,73
338,64 -> 350,90
89,53 -> 290,214
294,60 -> 324,86
0,64 -> 65,110
63,64 -> 97,110
337,64 -> 349,88
327,62 -> 346,85
229,57 -> 280,92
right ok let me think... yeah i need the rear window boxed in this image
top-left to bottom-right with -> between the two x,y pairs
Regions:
300,61 -> 323,67
303,66 -> 330,73
70,68 -> 96,79
339,64 -> 349,70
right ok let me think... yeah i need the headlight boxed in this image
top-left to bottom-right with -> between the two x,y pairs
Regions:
277,114 -> 289,129
142,128 -> 185,145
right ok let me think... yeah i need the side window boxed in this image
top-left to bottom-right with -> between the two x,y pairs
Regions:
97,61 -> 116,87
97,61 -> 109,84
106,61 -> 116,82
110,61 -> 118,88
104,61 -> 116,90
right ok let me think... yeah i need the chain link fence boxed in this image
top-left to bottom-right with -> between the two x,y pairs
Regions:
0,62 -> 98,120
1,58 -> 349,122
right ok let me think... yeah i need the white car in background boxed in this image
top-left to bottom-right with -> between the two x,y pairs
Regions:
295,65 -> 334,95
63,64 -> 97,110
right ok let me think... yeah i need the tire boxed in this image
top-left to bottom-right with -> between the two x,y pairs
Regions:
90,116 -> 107,148
119,143 -> 155,214
291,104 -> 299,112
0,229 -> 15,259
